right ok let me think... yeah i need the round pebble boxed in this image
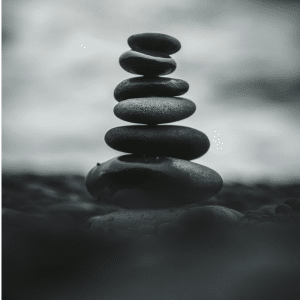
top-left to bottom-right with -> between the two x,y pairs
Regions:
105,125 -> 210,160
114,77 -> 189,101
90,206 -> 240,239
119,50 -> 176,76
179,206 -> 242,233
113,189 -> 156,208
114,97 -> 196,124
128,33 -> 181,55
85,155 -> 223,208
275,204 -> 294,215
284,198 -> 300,213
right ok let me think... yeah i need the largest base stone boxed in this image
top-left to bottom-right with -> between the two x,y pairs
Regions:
86,155 -> 223,209
90,205 -> 242,239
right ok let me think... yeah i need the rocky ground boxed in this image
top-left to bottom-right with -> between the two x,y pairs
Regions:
2,173 -> 300,300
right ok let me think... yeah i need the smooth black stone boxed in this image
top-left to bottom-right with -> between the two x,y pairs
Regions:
104,125 -> 210,160
179,206 -> 242,233
85,155 -> 223,208
114,77 -> 189,101
119,50 -> 176,76
284,198 -> 300,213
128,33 -> 181,55
275,204 -> 294,214
114,97 -> 196,124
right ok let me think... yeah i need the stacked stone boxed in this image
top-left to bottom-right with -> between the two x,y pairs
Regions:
86,33 -> 223,209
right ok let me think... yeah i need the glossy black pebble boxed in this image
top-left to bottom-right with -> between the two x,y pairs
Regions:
284,198 -> 300,213
85,155 -> 223,208
114,77 -> 189,101
119,50 -> 176,76
128,33 -> 181,55
275,204 -> 294,214
105,125 -> 210,160
114,97 -> 196,124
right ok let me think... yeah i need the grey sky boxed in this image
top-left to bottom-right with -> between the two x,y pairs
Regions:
2,0 -> 300,183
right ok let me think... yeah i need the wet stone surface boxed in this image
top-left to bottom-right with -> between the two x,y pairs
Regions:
119,50 -> 176,76
114,77 -> 189,101
85,155 -> 223,209
114,97 -> 196,125
104,126 -> 210,160
90,205 -> 243,239
128,32 -> 181,55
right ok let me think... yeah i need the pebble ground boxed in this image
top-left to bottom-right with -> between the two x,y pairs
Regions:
2,173 -> 300,299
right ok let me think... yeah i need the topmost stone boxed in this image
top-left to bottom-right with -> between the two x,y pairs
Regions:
128,33 -> 181,55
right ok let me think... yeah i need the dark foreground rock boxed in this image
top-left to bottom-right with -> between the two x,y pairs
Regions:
284,198 -> 300,213
90,205 -> 242,239
85,155 -> 223,208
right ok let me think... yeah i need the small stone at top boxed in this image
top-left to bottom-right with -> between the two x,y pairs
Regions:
128,33 -> 181,55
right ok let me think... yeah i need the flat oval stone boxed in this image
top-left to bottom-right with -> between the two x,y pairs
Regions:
119,50 -> 176,76
128,33 -> 181,55
85,155 -> 223,208
114,97 -> 196,125
114,77 -> 189,101
105,125 -> 210,160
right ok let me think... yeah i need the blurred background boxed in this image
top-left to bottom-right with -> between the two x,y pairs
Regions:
2,0 -> 300,184
3,3 -> 300,299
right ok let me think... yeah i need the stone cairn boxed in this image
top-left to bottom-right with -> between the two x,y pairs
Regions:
86,33 -> 223,210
